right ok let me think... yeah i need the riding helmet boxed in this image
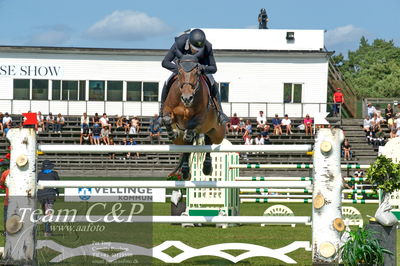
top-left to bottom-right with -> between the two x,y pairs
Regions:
189,29 -> 206,49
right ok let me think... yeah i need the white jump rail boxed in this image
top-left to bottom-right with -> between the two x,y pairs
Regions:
38,144 -> 312,153
236,177 -> 368,182
41,215 -> 311,224
240,188 -> 376,194
37,180 -> 312,189
230,164 -> 371,169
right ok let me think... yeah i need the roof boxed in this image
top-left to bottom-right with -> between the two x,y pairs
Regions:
199,28 -> 325,51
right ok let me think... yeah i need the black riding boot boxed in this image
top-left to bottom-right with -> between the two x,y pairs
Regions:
211,83 -> 229,124
159,82 -> 169,118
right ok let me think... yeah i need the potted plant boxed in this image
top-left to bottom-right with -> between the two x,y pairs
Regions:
340,227 -> 392,266
365,155 -> 400,195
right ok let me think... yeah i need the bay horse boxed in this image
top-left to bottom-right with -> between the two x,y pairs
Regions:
162,54 -> 226,180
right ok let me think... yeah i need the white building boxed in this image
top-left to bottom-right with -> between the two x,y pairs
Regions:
0,28 -> 331,117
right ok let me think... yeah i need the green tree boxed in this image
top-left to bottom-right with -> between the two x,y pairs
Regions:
334,38 -> 400,98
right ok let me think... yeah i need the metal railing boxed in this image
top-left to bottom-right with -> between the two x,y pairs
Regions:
0,99 -> 341,119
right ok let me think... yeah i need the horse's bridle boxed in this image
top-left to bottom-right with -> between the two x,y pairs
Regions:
178,65 -> 201,95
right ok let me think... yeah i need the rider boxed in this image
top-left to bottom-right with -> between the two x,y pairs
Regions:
160,28 -> 229,124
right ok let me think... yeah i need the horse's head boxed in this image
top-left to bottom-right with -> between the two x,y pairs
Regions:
176,53 -> 203,108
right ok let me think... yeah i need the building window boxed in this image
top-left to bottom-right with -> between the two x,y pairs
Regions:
283,83 -> 302,103
89,81 -> 105,101
52,80 -> 61,100
127,82 -> 141,101
13,79 -> 30,100
32,79 -> 48,100
143,82 -> 159,102
62,80 -> 78,101
79,81 -> 86,101
107,81 -> 123,101
220,82 -> 229,102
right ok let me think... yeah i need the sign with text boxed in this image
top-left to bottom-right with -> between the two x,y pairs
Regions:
65,187 -> 166,202
0,64 -> 62,77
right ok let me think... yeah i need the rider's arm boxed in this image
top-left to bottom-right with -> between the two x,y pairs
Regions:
203,44 -> 217,74
161,44 -> 178,73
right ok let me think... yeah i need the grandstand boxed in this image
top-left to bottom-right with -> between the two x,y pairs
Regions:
0,114 -> 377,178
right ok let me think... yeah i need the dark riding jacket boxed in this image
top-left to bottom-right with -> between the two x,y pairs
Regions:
162,34 -> 217,74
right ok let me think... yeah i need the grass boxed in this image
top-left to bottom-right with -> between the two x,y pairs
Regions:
0,176 -> 398,265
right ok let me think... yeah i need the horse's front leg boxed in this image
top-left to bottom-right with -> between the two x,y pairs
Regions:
162,115 -> 178,142
202,135 -> 213,176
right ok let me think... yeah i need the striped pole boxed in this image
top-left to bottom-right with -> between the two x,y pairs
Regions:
230,164 -> 370,169
240,188 -> 376,194
241,199 -> 379,204
38,144 -> 312,154
37,180 -> 312,189
235,177 -> 367,182
41,215 -> 311,224
236,177 -> 313,181
240,194 -> 313,198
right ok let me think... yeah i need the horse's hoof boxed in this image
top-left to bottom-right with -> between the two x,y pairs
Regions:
202,158 -> 213,176
183,130 -> 195,143
168,130 -> 178,141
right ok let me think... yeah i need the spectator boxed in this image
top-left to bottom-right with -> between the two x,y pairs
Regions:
123,116 -> 130,134
363,115 -> 372,135
2,112 -> 12,129
0,163 -> 9,236
342,139 -> 352,161
256,111 -> 270,132
91,124 -> 101,145
54,113 -> 65,134
92,112 -> 100,127
374,128 -> 386,147
371,113 -> 382,131
109,137 -> 116,159
45,112 -> 55,132
333,88 -> 344,116
366,128 -> 376,145
100,113 -> 112,132
385,104 -> 394,120
243,130 -> 253,145
396,114 -> 400,136
239,118 -> 246,134
0,112 -> 3,132
228,113 -> 240,135
3,124 -> 11,137
260,126 -> 271,144
367,103 -> 376,118
101,126 -> 110,145
390,129 -> 397,139
127,137 -> 139,158
272,114 -> 282,136
281,114 -> 293,135
149,114 -> 161,144
80,113 -> 89,132
303,114 -> 313,136
388,115 -> 396,132
37,111 -> 44,133
37,160 -> 60,237
115,115 -> 125,131
397,103 -> 400,117
129,116 -> 140,135
80,125 -> 92,145
244,119 -> 253,134
255,134 -> 264,145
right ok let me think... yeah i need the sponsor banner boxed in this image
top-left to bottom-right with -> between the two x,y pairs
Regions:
65,187 -> 166,202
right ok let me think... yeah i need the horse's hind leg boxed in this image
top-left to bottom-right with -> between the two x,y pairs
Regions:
202,135 -> 213,176
181,152 -> 191,180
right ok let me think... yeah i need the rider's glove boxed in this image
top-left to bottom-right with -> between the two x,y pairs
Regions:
198,65 -> 207,73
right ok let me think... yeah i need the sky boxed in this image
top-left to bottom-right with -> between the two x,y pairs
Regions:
0,0 -> 399,56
